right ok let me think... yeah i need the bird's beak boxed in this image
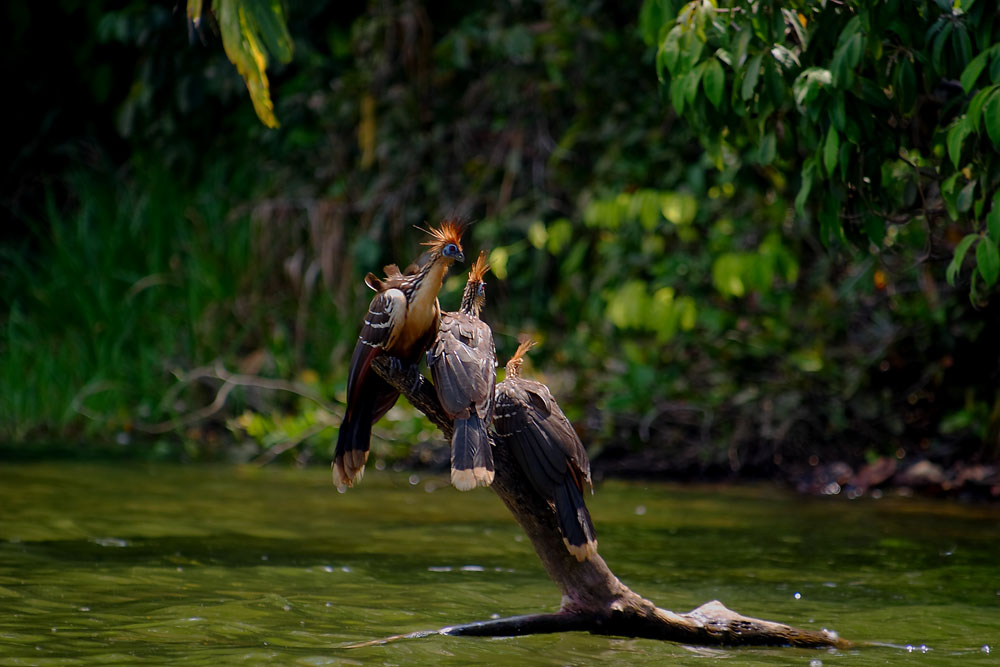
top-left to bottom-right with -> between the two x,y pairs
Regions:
447,248 -> 465,262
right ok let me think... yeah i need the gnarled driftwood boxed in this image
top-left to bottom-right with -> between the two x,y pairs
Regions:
358,356 -> 849,649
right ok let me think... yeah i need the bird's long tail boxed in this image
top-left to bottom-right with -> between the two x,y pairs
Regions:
450,414 -> 495,491
333,374 -> 399,487
554,481 -> 598,562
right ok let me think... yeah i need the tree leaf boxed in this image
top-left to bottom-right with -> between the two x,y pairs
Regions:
669,75 -> 686,114
895,58 -> 916,110
845,32 -> 864,68
988,193 -> 1000,240
703,58 -> 725,108
742,53 -> 763,101
947,117 -> 972,168
216,0 -> 286,128
795,158 -> 816,216
661,26 -> 682,75
946,234 -> 978,286
956,179 -> 976,213
961,49 -> 990,93
758,132 -> 776,165
953,23 -> 972,70
985,91 -> 1000,147
932,22 -> 953,73
976,235 -> 1000,286
941,172 -> 960,220
967,85 -> 998,130
823,128 -> 840,176
684,65 -> 703,106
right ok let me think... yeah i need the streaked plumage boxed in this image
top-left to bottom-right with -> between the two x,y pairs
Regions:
427,252 -> 496,490
334,221 -> 465,488
493,339 -> 597,561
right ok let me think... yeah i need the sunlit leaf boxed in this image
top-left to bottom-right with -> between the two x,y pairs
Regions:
214,0 -> 294,128
660,193 -> 697,225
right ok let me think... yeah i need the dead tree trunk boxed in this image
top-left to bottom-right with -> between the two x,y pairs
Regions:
366,356 -> 849,649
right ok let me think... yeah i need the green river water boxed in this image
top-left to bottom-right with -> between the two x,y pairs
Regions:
0,462 -> 998,665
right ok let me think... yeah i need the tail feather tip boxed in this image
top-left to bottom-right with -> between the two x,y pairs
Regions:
563,537 -> 598,562
451,466 -> 493,491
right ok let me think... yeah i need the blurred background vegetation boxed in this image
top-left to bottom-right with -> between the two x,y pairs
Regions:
1,0 -> 998,492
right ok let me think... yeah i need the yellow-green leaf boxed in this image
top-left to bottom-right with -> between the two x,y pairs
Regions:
215,0 -> 293,129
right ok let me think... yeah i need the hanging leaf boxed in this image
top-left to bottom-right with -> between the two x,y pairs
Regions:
985,91 -> 1000,147
795,159 -> 817,216
961,49 -> 990,93
988,193 -> 1000,240
823,128 -> 840,175
742,53 -> 763,101
703,58 -> 725,108
208,0 -> 294,128
946,234 -> 978,286
947,117 -> 972,168
976,236 -> 1000,286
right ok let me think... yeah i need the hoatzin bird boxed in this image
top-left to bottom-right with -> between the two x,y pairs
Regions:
493,339 -> 598,561
427,251 -> 496,491
333,221 -> 465,488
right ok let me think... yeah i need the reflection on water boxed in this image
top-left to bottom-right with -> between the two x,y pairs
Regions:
1,463 -> 998,665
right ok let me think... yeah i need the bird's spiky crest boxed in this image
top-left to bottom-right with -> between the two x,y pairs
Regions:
416,219 -> 465,255
512,337 -> 537,362
469,251 -> 490,282
506,337 -> 537,378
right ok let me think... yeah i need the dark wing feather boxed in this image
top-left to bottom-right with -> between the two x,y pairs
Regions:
494,380 -> 567,493
523,381 -> 592,491
346,288 -> 405,411
428,312 -> 495,419
495,376 -> 597,560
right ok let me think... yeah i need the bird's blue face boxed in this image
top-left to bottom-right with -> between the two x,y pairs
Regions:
443,243 -> 464,262
476,283 -> 486,298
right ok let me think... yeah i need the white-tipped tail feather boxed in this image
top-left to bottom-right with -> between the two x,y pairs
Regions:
451,466 -> 494,491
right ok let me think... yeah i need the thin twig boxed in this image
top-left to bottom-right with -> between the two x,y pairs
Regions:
134,362 -> 334,434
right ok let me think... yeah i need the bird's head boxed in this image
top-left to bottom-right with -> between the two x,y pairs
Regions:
461,251 -> 490,314
418,219 -> 466,264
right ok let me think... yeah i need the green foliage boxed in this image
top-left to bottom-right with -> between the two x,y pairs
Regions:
645,0 -> 1000,299
3,0 -> 998,471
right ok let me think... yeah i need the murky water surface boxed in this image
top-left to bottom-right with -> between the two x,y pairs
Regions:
0,463 -> 998,665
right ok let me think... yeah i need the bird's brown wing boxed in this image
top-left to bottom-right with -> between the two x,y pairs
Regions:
428,312 -> 495,418
345,288 -> 405,416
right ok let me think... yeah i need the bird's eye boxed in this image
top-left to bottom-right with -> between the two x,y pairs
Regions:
445,243 -> 457,254
477,284 -> 486,297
